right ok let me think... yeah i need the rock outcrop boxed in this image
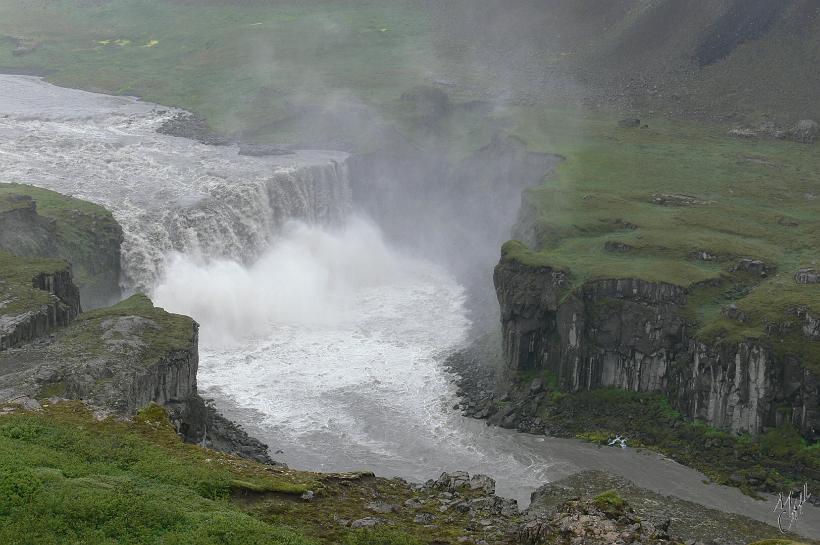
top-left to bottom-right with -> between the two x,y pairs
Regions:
0,264 -> 80,351
493,257 -> 819,438
0,185 -> 123,309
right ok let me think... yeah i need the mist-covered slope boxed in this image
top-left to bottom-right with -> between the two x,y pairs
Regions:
423,0 -> 820,121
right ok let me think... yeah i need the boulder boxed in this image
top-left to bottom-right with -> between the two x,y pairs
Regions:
732,258 -> 772,277
788,119 -> 818,143
604,240 -> 633,253
617,118 -> 641,128
433,471 -> 471,491
366,501 -> 400,513
795,268 -> 820,284
469,474 -> 496,495
350,517 -> 381,529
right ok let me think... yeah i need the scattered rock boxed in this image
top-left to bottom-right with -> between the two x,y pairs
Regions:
300,490 -> 315,502
350,517 -> 381,529
618,118 -> 641,128
367,501 -> 400,514
433,471 -> 471,492
651,193 -> 704,206
732,258 -> 772,277
237,143 -> 295,157
414,512 -> 436,524
689,250 -> 718,261
787,119 -> 818,143
157,112 -> 231,146
794,268 -> 820,284
517,495 -> 674,545
722,304 -> 749,323
604,240 -> 633,252
469,474 -> 496,495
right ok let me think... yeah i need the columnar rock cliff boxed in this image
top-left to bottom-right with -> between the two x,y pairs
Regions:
0,266 -> 80,350
494,258 -> 819,439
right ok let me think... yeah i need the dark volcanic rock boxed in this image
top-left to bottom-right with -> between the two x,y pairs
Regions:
492,258 -> 819,438
795,268 -> 820,284
788,119 -> 818,143
238,143 -> 295,157
157,112 -> 231,145
617,118 -> 641,128
400,85 -> 451,120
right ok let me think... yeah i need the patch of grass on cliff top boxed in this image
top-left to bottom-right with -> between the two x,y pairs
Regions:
506,110 -> 820,348
0,183 -> 110,218
56,294 -> 196,367
0,250 -> 68,316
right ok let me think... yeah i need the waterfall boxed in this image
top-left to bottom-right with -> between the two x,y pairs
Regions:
0,75 -> 352,291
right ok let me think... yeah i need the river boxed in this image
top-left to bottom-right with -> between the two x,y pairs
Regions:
0,74 -> 817,538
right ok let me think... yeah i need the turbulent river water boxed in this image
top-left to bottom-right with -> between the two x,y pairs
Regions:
1,75 -> 818,536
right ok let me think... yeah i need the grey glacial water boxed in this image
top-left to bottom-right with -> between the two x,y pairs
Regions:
0,74 -> 817,538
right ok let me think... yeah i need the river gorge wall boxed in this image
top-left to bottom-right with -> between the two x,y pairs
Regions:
493,257 -> 820,439
0,267 -> 80,351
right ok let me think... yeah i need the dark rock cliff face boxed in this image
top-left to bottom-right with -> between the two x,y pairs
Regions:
0,268 -> 80,351
494,259 -> 819,438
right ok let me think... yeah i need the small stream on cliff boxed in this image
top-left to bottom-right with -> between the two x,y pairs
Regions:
1,74 -> 818,536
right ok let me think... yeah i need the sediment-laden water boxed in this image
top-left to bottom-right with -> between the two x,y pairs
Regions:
1,75 -> 817,537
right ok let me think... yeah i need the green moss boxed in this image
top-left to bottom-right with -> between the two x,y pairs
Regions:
36,382 -> 66,400
0,249 -> 68,316
593,489 -> 626,514
344,529 -> 424,545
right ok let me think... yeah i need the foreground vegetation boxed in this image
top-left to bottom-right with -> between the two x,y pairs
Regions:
0,402 -> 492,545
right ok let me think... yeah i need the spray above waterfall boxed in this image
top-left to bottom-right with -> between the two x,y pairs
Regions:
152,216 -> 419,344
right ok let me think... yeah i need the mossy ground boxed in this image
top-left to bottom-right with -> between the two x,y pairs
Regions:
0,402 -> 511,545
58,294 -> 196,367
0,249 -> 68,316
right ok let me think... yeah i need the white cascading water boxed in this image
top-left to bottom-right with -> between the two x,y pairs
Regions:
0,75 -> 349,291
3,75 -> 818,533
